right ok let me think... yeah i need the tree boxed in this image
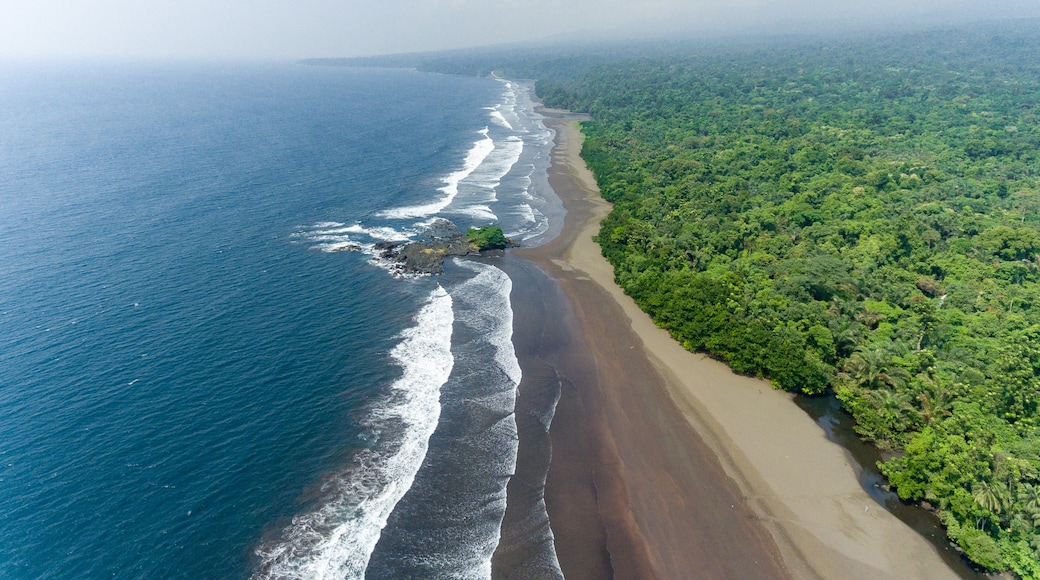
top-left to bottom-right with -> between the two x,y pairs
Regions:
844,346 -> 910,391
974,481 -> 1010,517
1019,483 -> 1040,527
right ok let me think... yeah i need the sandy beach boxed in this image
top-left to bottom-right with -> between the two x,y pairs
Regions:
501,115 -> 972,579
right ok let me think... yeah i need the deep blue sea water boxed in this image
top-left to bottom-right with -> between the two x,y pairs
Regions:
0,62 -> 559,578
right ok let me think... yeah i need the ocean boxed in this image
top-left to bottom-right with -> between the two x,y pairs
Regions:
0,62 -> 561,578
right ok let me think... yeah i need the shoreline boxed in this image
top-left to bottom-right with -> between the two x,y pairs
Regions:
505,115 -> 969,578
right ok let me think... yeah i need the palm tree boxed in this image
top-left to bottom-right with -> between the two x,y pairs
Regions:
844,346 -> 910,391
830,319 -> 863,359
973,481 -> 1010,516
1010,511 -> 1031,534
870,388 -> 912,411
915,374 -> 954,424
857,309 -> 883,330
1019,483 -> 1040,528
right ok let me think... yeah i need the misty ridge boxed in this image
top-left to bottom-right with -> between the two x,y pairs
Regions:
2,0 -> 1036,59
304,16 -> 1040,85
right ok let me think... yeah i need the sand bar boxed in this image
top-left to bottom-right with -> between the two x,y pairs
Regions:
514,115 -> 968,579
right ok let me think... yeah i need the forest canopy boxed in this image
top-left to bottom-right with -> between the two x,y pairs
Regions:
523,22 -> 1040,577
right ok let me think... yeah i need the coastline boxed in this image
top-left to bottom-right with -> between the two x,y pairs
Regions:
505,115 -> 969,578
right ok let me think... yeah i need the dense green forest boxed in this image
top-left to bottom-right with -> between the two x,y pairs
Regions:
528,23 -> 1040,576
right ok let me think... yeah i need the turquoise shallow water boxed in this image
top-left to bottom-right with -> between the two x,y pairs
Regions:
0,63 -> 557,578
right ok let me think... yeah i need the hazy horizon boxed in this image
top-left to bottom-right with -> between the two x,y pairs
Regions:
2,1 -> 1038,62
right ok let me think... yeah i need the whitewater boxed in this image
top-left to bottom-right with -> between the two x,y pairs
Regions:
260,77 -> 560,578
0,64 -> 558,579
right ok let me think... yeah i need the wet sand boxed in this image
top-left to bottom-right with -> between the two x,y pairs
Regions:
501,115 -> 966,579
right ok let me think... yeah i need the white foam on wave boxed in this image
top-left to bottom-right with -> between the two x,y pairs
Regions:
523,208 -> 550,241
488,109 -> 513,131
494,155 -> 549,241
380,129 -> 495,220
291,224 -> 368,253
453,261 -> 520,386
303,224 -> 415,241
253,287 -> 454,580
446,260 -> 522,576
516,202 -> 536,225
488,80 -> 517,128
453,204 -> 498,223
480,137 -> 524,189
444,135 -> 523,224
353,225 -> 413,242
503,203 -> 548,241
291,222 -> 427,276
496,84 -> 556,247
316,240 -> 365,253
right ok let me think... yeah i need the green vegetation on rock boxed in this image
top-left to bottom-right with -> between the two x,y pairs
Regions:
466,226 -> 509,250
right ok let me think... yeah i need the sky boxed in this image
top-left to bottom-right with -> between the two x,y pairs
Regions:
1,0 -> 1038,60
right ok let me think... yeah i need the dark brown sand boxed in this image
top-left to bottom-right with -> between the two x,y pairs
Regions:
498,115 -> 788,579
494,115 -> 965,579
491,254 -> 596,579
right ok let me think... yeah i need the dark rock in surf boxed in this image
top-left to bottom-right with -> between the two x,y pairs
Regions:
376,219 -> 514,275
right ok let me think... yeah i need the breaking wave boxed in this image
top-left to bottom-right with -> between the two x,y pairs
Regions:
253,288 -> 454,579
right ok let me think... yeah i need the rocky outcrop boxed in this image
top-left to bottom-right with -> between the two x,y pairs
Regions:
375,219 -> 479,275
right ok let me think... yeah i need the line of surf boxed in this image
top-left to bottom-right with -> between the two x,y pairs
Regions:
252,287 -> 454,580
269,79 -> 559,578
459,259 -> 523,576
379,128 -> 495,220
